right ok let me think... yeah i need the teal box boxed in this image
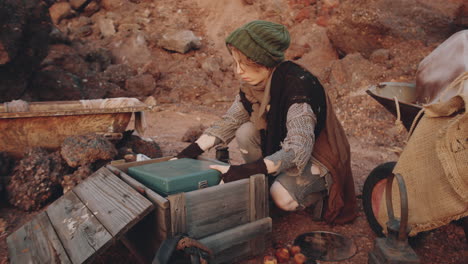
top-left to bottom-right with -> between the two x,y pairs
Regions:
127,158 -> 222,196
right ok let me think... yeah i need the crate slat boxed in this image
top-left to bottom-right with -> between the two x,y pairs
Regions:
7,212 -> 71,264
184,179 -> 251,239
168,193 -> 187,236
46,191 -> 113,264
73,167 -> 154,237
199,217 -> 272,254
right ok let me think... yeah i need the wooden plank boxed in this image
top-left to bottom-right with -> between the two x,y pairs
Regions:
7,212 -> 71,264
107,166 -> 169,209
46,191 -> 112,264
199,217 -> 272,254
168,193 -> 187,236
73,167 -> 154,237
185,179 -> 251,239
249,174 -> 268,255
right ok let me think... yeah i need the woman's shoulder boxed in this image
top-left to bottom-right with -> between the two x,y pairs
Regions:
274,61 -> 318,82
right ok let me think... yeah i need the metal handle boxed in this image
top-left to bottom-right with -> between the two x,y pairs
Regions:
385,173 -> 409,241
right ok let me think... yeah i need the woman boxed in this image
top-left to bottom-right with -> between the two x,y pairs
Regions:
177,20 -> 356,224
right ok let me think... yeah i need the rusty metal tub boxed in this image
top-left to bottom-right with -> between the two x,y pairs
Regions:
0,98 -> 152,158
366,82 -> 422,131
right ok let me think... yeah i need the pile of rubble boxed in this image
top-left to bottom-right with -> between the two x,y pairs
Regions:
3,132 -> 161,211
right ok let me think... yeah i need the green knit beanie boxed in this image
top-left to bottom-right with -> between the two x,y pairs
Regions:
226,20 -> 290,68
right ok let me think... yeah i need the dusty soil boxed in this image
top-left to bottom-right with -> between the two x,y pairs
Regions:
0,102 -> 467,263
1,0 -> 467,263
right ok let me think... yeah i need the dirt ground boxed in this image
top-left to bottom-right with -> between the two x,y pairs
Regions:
1,101 -> 467,264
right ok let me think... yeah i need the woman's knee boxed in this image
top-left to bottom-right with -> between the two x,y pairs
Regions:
270,182 -> 299,211
235,122 -> 260,151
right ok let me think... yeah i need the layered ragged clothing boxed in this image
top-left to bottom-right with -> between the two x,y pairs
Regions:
205,61 -> 357,224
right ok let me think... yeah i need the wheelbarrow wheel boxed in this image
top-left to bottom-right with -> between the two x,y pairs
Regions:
362,161 -> 397,237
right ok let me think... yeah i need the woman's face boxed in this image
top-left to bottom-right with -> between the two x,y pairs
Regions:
231,49 -> 271,86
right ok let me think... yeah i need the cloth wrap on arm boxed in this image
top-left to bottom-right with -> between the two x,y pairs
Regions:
222,159 -> 268,183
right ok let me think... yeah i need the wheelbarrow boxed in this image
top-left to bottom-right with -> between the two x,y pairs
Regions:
363,80 -> 468,240
366,82 -> 422,131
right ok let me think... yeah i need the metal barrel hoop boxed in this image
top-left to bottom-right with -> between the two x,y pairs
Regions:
385,173 -> 409,241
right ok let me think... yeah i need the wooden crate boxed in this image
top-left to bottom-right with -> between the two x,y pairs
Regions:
107,157 -> 271,264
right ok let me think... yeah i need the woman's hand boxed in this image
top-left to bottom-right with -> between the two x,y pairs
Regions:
209,164 -> 230,174
212,159 -> 268,183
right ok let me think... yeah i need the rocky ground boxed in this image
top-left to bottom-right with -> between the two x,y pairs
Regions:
1,0 -> 467,263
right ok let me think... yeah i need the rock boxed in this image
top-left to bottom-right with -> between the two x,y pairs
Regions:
0,219 -> 6,234
111,32 -> 152,67
102,64 -> 137,87
85,47 -> 113,72
125,74 -> 156,97
201,57 -> 222,74
29,67 -> 84,101
0,0 -> 51,102
116,132 -> 162,159
327,0 -> 466,57
82,0 -> 100,17
44,49 -> 90,77
0,43 -> 9,65
370,49 -> 390,63
118,23 -> 141,34
61,134 -> 117,168
73,25 -> 93,38
294,6 -> 315,23
81,74 -> 116,99
69,0 -> 88,10
287,23 -> 337,80
286,43 -> 311,60
101,0 -> 122,11
97,18 -> 116,38
61,165 -> 93,193
243,0 -> 255,5
181,124 -> 207,143
49,27 -> 70,44
158,30 -> 202,54
7,148 -> 70,211
49,2 -> 73,25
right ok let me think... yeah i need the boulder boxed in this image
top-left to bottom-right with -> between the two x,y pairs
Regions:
102,64 -> 137,87
125,74 -> 157,97
7,148 -> 70,211
49,2 -> 73,25
158,29 -> 202,54
111,32 -> 152,67
61,134 -> 117,168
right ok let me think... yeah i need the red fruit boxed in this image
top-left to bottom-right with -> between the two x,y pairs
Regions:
263,255 -> 278,264
293,253 -> 307,264
275,248 -> 290,263
290,245 -> 301,256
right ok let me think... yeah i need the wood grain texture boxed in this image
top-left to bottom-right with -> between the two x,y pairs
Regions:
46,191 -> 112,264
73,167 -> 154,237
249,174 -> 268,255
199,217 -> 272,254
7,212 -> 71,264
168,193 -> 187,236
184,179 -> 250,239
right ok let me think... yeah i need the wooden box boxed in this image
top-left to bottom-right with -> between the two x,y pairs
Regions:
107,157 -> 271,264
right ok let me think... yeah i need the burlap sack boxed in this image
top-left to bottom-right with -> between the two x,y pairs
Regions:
377,73 -> 468,236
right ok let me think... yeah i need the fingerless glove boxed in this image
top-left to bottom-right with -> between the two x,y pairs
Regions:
176,143 -> 204,159
222,159 -> 268,183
